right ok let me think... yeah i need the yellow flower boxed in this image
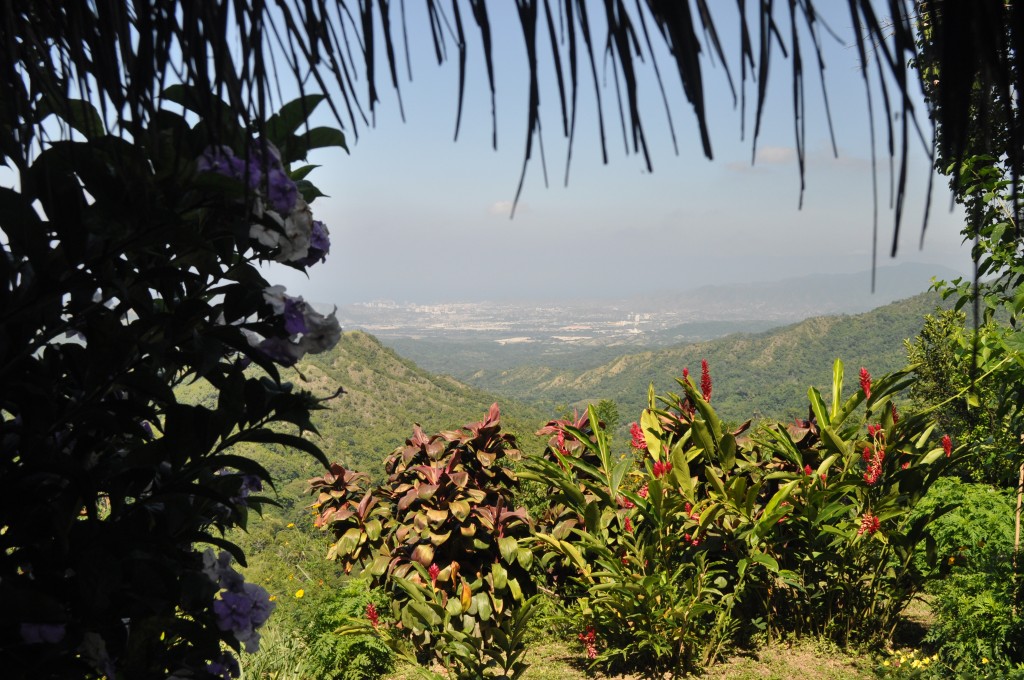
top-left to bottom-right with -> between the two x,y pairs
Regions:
932,654 -> 939,661
269,595 -> 277,602
882,660 -> 889,667
287,522 -> 295,528
982,657 -> 989,664
294,589 -> 305,599
948,556 -> 955,565
288,573 -> 294,580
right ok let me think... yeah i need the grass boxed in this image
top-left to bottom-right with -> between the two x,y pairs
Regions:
385,638 -> 876,679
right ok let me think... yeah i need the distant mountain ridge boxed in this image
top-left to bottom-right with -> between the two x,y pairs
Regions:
464,290 -> 952,425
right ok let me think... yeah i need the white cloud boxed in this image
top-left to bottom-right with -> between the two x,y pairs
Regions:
756,145 -> 796,164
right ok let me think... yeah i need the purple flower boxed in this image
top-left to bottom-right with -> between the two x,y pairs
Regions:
20,622 -> 66,644
206,654 -> 241,679
266,166 -> 299,214
257,337 -> 302,366
295,220 -> 330,268
282,297 -> 307,335
231,473 -> 264,507
212,583 -> 274,652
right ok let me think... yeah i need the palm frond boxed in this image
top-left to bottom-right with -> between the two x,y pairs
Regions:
2,1 -> 1020,253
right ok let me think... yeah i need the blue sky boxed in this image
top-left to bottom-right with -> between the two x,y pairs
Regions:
270,1 -> 973,305
2,2 -> 974,306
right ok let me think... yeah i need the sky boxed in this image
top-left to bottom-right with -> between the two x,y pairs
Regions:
266,1 -> 974,306
4,2 -> 976,307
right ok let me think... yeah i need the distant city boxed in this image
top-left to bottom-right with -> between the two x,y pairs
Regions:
330,263 -> 960,350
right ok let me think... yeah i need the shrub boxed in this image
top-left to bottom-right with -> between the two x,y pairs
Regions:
0,88 -> 343,678
915,478 -> 1023,672
523,359 -> 954,675
309,404 -> 537,678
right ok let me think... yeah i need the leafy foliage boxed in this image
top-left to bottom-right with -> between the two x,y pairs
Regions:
0,90 -> 343,677
310,405 -> 538,678
521,359 -> 953,675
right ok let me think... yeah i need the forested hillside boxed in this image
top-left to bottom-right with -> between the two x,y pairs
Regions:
178,330 -> 550,492
466,292 -> 950,424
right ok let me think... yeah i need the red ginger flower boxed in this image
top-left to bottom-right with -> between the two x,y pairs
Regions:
618,495 -> 635,509
942,434 -> 952,458
428,563 -> 440,586
891,403 -> 900,423
858,512 -> 881,536
867,423 -> 883,438
638,484 -> 649,499
578,627 -> 598,659
804,464 -> 813,475
624,516 -> 633,533
629,422 -> 647,450
366,602 -> 380,629
863,450 -> 885,485
859,367 -> 872,401
700,359 -> 713,402
652,460 -> 673,479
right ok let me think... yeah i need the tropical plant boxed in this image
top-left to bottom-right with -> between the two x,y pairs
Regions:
909,478 -> 1024,673
522,359 -> 954,675
309,404 -> 538,678
0,89 -> 344,678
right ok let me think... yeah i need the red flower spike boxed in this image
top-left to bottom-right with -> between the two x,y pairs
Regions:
684,502 -> 692,514
942,434 -> 952,458
804,464 -> 813,475
901,462 -> 910,470
578,627 -> 598,659
867,424 -> 883,438
858,512 -> 881,536
859,367 -> 872,401
700,359 -> 713,403
891,403 -> 900,423
862,445 -> 885,485
618,495 -> 635,510
624,516 -> 633,533
366,602 -> 380,629
629,422 -> 647,450
652,460 -> 673,479
428,563 -> 440,586
638,484 -> 649,499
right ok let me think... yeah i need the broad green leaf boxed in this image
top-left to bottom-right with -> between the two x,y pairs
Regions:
808,387 -> 831,429
491,562 -> 508,590
831,358 -> 844,420
750,552 -> 779,572
640,409 -> 664,460
508,577 -> 523,601
719,433 -> 737,470
498,536 -> 519,564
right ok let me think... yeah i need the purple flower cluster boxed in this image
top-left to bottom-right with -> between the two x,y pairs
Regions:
249,286 -> 341,366
206,654 -> 242,680
202,549 -> 275,656
197,144 -> 298,214
197,142 -> 332,269
230,473 -> 264,507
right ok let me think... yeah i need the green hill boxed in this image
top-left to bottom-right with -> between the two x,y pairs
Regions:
178,330 -> 551,503
464,292 -> 950,425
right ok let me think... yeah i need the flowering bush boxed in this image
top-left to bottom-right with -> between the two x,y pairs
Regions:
0,88 -> 344,678
521,359 -> 954,675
